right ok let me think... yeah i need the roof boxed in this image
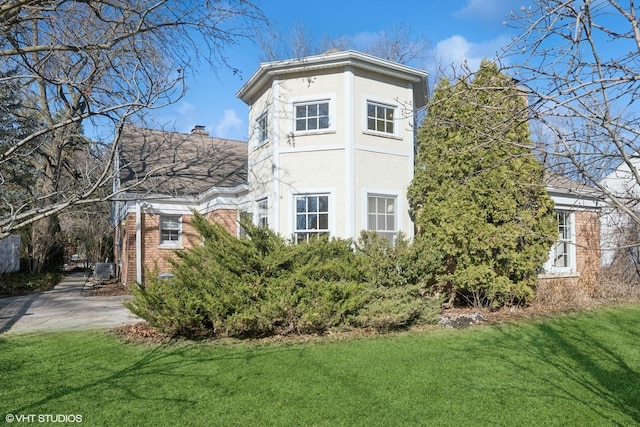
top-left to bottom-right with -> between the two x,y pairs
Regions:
545,173 -> 600,195
545,172 -> 602,209
117,126 -> 248,198
236,49 -> 429,109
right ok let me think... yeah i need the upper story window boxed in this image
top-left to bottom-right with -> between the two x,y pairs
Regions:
160,215 -> 181,246
544,211 -> 575,274
367,101 -> 395,135
295,194 -> 329,243
257,198 -> 268,228
295,101 -> 329,132
256,112 -> 268,144
367,195 -> 397,244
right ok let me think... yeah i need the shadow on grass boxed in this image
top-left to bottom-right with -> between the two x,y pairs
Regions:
7,339 -> 296,415
489,309 -> 640,425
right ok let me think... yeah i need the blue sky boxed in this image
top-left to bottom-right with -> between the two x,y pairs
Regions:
154,0 -> 529,141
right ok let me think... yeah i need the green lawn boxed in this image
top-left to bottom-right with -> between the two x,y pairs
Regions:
1,305 -> 639,426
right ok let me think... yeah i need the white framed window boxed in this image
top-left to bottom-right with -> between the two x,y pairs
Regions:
295,194 -> 329,242
160,215 -> 181,246
257,198 -> 268,228
367,195 -> 397,244
295,101 -> 329,132
544,211 -> 576,274
366,101 -> 396,135
256,111 -> 268,144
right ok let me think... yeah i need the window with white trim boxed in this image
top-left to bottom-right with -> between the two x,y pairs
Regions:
545,211 -> 575,273
256,112 -> 268,144
295,194 -> 329,242
257,198 -> 268,228
367,195 -> 397,244
367,101 -> 395,134
295,101 -> 329,132
160,215 -> 181,245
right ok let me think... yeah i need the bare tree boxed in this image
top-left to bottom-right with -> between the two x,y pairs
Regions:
0,0 -> 266,269
257,21 -> 431,68
503,0 -> 640,267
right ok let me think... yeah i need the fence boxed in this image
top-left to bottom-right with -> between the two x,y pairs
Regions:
0,235 -> 20,274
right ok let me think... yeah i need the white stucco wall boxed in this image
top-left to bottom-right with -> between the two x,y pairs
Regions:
242,52 -> 423,242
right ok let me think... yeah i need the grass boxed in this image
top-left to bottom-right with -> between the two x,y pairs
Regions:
1,304 -> 639,426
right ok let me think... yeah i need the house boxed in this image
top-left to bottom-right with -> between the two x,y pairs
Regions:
113,50 -> 602,286
599,156 -> 640,267
112,125 -> 249,285
236,49 -> 428,244
542,174 -> 602,284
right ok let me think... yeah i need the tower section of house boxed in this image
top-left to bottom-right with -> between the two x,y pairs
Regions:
237,50 -> 428,243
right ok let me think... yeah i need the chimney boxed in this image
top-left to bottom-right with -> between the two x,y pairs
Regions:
191,125 -> 208,136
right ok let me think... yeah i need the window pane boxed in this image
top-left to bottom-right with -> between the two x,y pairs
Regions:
308,118 -> 317,130
318,214 -> 328,229
377,120 -> 384,131
319,196 -> 328,212
377,198 -> 385,214
308,104 -> 317,116
296,214 -> 306,230
368,214 -> 376,229
319,116 -> 329,129
296,119 -> 306,131
377,106 -> 384,118
386,108 -> 394,121
308,196 -> 318,212
367,118 -> 376,130
368,197 -> 376,213
296,105 -> 306,118
386,122 -> 394,134
308,214 -> 318,229
319,103 -> 328,116
386,216 -> 395,231
386,198 -> 395,213
296,198 -> 306,213
367,103 -> 375,117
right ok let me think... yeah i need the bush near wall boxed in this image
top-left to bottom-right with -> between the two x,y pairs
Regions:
126,214 -> 442,338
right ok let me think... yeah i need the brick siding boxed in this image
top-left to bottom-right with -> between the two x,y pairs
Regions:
118,209 -> 238,285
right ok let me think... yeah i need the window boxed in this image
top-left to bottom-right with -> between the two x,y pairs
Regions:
295,194 -> 329,242
295,101 -> 329,132
257,198 -> 268,228
368,195 -> 397,244
551,212 -> 572,268
256,112 -> 268,144
544,211 -> 574,274
367,102 -> 395,134
160,215 -> 181,245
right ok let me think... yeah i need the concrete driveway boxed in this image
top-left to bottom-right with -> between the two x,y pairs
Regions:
0,272 -> 140,334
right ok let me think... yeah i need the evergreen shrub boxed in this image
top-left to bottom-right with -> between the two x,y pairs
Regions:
127,214 -> 443,338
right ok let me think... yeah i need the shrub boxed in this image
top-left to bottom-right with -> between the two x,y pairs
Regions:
355,232 -> 443,330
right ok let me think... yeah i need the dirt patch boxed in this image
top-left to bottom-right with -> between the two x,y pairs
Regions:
112,323 -> 176,344
82,280 -> 131,297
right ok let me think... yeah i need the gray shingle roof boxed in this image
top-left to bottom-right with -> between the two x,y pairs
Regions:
118,126 -> 247,197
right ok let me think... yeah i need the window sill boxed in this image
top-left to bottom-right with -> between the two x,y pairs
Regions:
158,243 -> 183,250
363,130 -> 402,140
293,129 -> 335,137
538,271 -> 579,279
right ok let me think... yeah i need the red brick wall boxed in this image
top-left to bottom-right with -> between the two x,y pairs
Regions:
574,210 -> 601,285
118,209 -> 238,285
539,210 -> 601,287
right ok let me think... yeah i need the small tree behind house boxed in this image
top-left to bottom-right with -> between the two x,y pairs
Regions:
407,61 -> 557,308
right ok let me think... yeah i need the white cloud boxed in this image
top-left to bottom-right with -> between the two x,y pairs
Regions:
177,101 -> 196,117
214,109 -> 244,139
454,0 -> 523,23
434,34 -> 511,72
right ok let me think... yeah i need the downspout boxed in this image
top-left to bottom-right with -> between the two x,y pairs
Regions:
136,199 -> 142,284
